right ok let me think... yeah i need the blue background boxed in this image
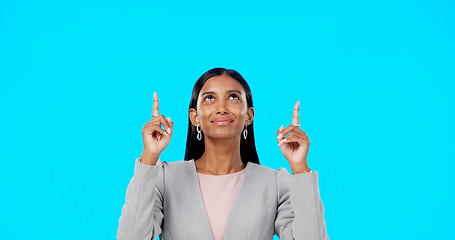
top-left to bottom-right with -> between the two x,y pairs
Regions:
1,0 -> 454,239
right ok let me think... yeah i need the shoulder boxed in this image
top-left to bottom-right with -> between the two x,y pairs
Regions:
246,162 -> 291,188
244,162 -> 292,201
158,159 -> 196,177
159,159 -> 195,168
247,162 -> 291,177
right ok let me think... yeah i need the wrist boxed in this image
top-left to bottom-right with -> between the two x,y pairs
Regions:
140,150 -> 159,166
292,168 -> 312,174
289,162 -> 310,174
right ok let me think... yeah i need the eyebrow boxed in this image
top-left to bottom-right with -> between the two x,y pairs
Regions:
201,90 -> 242,96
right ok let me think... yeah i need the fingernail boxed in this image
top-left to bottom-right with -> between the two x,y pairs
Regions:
280,125 -> 284,131
158,135 -> 161,140
277,134 -> 282,139
167,128 -> 171,134
164,131 -> 169,136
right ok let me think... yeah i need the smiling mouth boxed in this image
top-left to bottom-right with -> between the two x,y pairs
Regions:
211,119 -> 234,125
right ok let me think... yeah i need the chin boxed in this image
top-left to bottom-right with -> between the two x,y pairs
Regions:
207,132 -> 240,139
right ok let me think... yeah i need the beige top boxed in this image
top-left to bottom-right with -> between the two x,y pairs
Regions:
197,168 -> 246,240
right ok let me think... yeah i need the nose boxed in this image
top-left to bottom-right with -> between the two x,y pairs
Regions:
216,99 -> 229,114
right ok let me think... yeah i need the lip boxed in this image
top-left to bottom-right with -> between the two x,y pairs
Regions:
211,118 -> 234,125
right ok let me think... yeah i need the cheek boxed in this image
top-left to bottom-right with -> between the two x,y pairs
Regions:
197,108 -> 211,122
236,105 -> 248,118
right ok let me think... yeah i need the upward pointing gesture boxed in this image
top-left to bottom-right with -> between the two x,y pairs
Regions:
292,100 -> 300,127
140,92 -> 174,165
276,101 -> 311,173
152,91 -> 160,117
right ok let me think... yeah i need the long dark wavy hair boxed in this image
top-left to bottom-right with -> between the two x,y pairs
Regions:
184,68 -> 260,165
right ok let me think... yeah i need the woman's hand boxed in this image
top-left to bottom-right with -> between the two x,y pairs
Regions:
140,92 -> 173,165
276,101 -> 310,172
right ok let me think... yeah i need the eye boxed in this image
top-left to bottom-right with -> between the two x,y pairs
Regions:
229,94 -> 239,100
204,95 -> 214,102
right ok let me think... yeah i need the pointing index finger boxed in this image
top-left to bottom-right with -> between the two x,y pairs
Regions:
153,92 -> 159,117
292,101 -> 300,126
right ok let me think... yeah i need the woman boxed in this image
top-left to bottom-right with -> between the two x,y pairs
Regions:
117,68 -> 329,240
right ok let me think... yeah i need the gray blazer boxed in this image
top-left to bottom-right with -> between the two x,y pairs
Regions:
117,158 -> 329,240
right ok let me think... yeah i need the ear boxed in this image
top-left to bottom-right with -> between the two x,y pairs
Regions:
246,107 -> 254,125
189,108 -> 199,127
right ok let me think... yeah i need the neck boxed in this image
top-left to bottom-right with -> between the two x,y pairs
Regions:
196,136 -> 245,175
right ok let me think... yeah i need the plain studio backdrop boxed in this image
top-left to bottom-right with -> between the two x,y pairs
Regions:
1,0 -> 454,239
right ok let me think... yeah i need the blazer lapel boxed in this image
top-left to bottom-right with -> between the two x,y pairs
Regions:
189,160 -> 215,240
222,162 -> 253,240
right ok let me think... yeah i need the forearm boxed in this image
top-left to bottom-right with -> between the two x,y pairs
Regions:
289,172 -> 329,240
117,158 -> 163,240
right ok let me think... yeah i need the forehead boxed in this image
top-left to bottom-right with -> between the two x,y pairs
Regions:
200,75 -> 244,94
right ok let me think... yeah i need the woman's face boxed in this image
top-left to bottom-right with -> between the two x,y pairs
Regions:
189,74 -> 254,140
